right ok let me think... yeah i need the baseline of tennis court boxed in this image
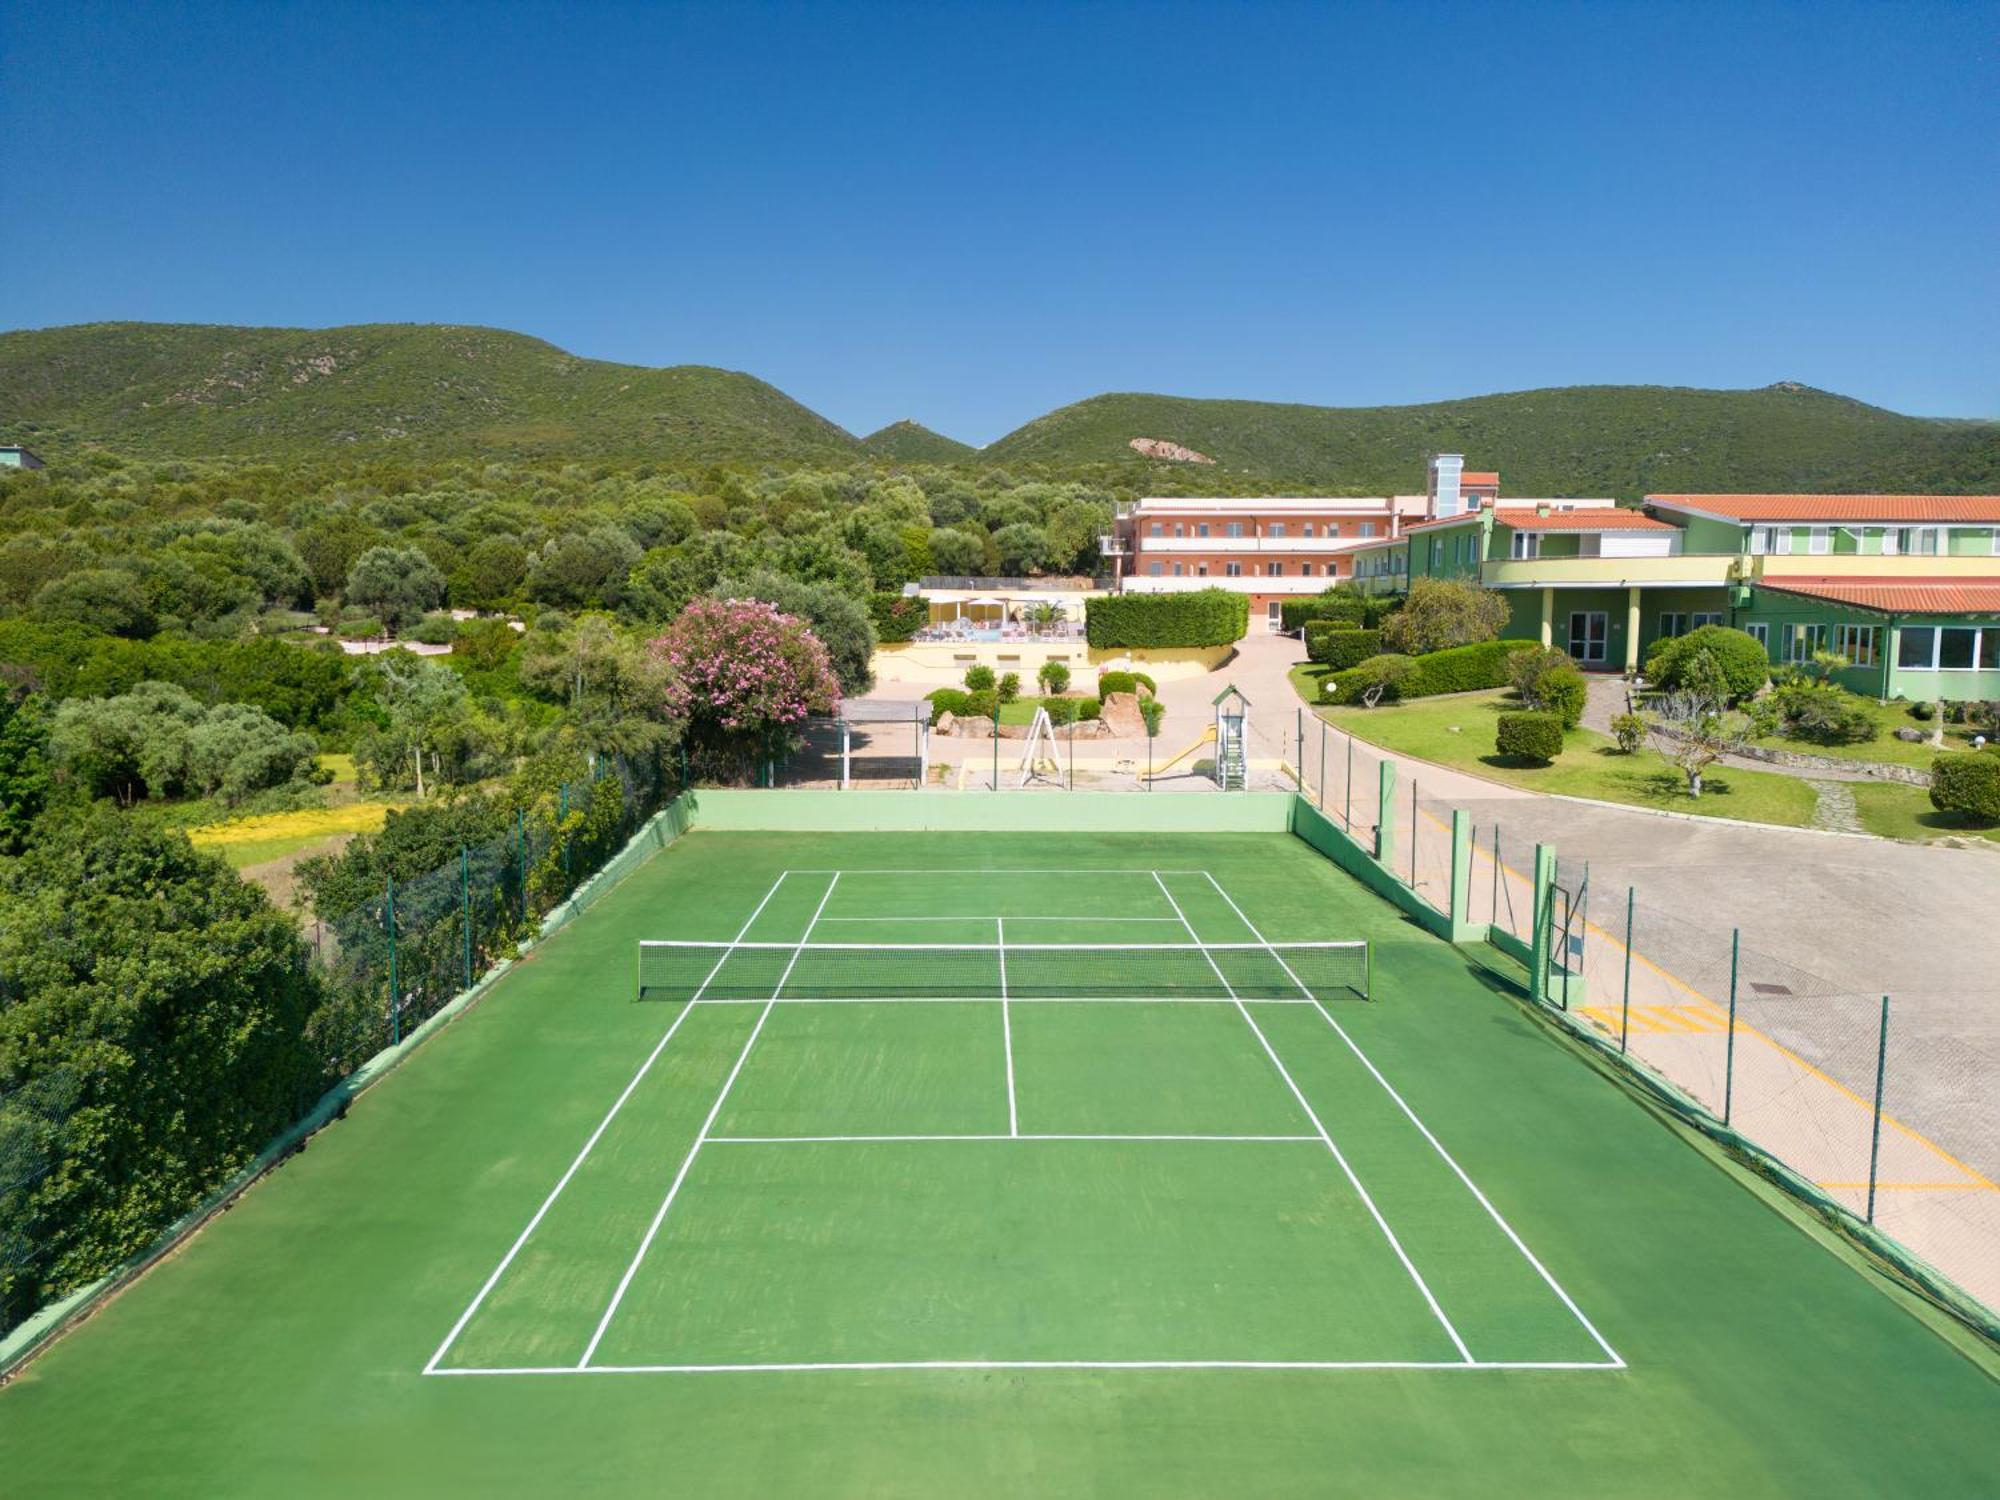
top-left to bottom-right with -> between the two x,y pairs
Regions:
425,866 -> 1618,1376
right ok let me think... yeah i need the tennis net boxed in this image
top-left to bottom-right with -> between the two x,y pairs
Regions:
636,938 -> 1369,1003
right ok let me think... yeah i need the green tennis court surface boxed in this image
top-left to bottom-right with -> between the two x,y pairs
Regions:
2,832 -> 1995,1496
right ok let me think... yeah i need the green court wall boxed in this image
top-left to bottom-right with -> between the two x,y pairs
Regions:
689,788 -> 1296,832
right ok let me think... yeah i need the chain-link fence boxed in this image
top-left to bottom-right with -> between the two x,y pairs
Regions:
1535,873 -> 1998,1322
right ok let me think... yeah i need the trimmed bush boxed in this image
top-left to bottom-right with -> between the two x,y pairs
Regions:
1495,711 -> 1564,763
963,664 -> 996,692
1612,712 -> 1647,754
1076,695 -> 1102,721
997,671 -> 1021,704
1096,669 -> 1156,698
1306,622 -> 1382,669
1645,625 -> 1768,705
1085,589 -> 1248,648
1754,679 -> 1876,745
1044,696 -> 1078,726
1536,664 -> 1588,729
1929,752 -> 2000,823
1280,591 -> 1368,632
1907,700 -> 1935,721
925,688 -> 968,724
964,688 -> 999,721
1319,639 -> 1536,705
869,592 -> 929,643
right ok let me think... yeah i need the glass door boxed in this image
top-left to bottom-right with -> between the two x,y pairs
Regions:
1568,611 -> 1608,664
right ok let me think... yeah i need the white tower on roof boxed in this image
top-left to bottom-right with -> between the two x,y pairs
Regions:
1428,453 -> 1465,519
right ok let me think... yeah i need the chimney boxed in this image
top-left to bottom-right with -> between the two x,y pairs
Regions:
1428,454 -> 1464,518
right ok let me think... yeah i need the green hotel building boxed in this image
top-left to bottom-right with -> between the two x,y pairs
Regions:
1350,485 -> 2000,703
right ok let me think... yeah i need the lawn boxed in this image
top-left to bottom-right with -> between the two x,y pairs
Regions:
996,694 -> 1102,727
1733,695 -> 1986,770
187,800 -> 406,868
1849,781 -> 2000,846
1290,666 -> 1818,828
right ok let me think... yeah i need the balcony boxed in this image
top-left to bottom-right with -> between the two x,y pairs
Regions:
1098,534 -> 1129,557
1132,535 -> 1373,554
1120,575 -> 1343,596
1751,553 -> 2000,579
1478,555 -> 1741,589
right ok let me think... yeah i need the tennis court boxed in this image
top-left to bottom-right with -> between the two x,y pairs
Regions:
427,866 -> 1613,1376
1,823 -> 1994,1497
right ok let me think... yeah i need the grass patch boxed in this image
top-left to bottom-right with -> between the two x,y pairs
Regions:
996,695 -> 1108,727
319,752 -> 359,785
1734,696 -> 1985,770
1848,782 -> 2000,845
1303,681 -> 1818,828
187,801 -> 406,868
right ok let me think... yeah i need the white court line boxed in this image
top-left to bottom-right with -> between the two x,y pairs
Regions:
814,915 -> 1183,923
997,917 -> 1018,1136
783,869 -> 1213,876
430,1358 -> 1622,1377
1199,872 -> 1626,1371
576,873 -> 842,1370
705,1134 -> 1324,1144
1151,871 -> 1475,1366
423,871 -> 793,1376
687,996 -> 1320,1006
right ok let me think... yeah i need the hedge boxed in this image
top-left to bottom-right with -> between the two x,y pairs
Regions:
869,592 -> 929,644
1930,751 -> 2000,823
1096,669 -> 1156,697
1085,589 -> 1248,648
1644,624 -> 1768,704
1306,623 -> 1381,670
1320,638 -> 1536,705
1496,711 -> 1564,763
1280,593 -> 1368,632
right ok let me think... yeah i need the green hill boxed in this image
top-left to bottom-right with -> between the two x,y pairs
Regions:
860,419 -> 974,462
981,384 -> 2000,497
0,322 -> 860,463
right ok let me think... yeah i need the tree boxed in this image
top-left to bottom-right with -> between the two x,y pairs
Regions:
0,689 -> 52,852
296,514 -> 385,600
927,527 -> 989,577
525,528 -> 642,609
1646,649 -> 1736,796
651,598 -> 839,783
716,569 -> 877,696
453,537 -> 529,607
0,810 -> 323,1326
35,569 -> 156,639
1038,660 -> 1071,695
992,522 -> 1053,576
49,682 -> 319,806
361,655 -> 473,797
1378,578 -> 1508,655
345,546 -> 446,635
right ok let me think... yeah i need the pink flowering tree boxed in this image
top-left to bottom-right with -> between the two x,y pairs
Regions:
651,597 -> 840,783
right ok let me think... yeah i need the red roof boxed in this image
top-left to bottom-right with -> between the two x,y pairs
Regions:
1460,471 -> 1500,487
1500,510 -> 1678,532
1755,576 -> 2000,615
1648,494 -> 2000,523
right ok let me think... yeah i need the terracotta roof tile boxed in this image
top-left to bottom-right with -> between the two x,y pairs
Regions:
1460,471 -> 1500,486
1500,511 -> 1678,532
1648,494 -> 2000,523
1754,576 -> 2000,615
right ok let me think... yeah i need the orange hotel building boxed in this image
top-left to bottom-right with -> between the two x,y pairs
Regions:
1100,456 -> 1502,628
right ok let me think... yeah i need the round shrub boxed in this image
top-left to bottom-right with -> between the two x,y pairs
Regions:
1044,696 -> 1078,726
1495,711 -> 1564,764
964,688 -> 999,721
997,671 -> 1021,704
1908,700 -> 1935,722
1038,660 -> 1072,695
1645,625 -> 1768,704
963,664 -> 996,692
1076,695 -> 1102,721
926,688 -> 970,724
1611,712 -> 1647,754
1929,753 -> 2000,823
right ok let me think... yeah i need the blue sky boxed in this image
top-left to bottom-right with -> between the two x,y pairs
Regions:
2,1 -> 1994,444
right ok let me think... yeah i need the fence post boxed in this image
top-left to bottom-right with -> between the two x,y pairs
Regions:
461,845 -> 472,990
1344,732 -> 1354,830
1295,707 -> 1304,783
1067,713 -> 1075,790
386,876 -> 399,1047
1867,995 -> 1891,1223
1529,844 -> 1556,1007
1723,927 -> 1740,1125
1620,886 -> 1635,1054
991,714 -> 999,792
679,744 -> 689,790
1375,758 -> 1397,867
1447,810 -> 1475,941
1317,718 -> 1326,809
1490,825 -> 1501,925
515,808 -> 526,923
1408,781 -> 1418,887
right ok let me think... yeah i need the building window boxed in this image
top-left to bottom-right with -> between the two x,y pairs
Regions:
1269,562 -> 1284,577
1172,563 -> 1184,577
1659,612 -> 1687,639
1196,563 -> 1208,577
1898,627 -> 1936,669
1326,523 -> 1341,538
1692,612 -> 1722,628
1770,528 -> 1794,555
1808,527 -> 1831,555
1224,562 -> 1243,577
1785,624 -> 1828,663
1147,561 -> 1163,577
1832,624 -> 1878,667
1511,532 -> 1540,559
1300,562 -> 1313,577
1940,627 -> 1978,670
1911,527 -> 1940,555
1226,522 -> 1245,539
1301,524 -> 1315,539
1150,523 -> 1163,537
1173,524 -> 1185,538
1356,522 -> 1373,538
1198,524 -> 1210,538
1745,622 -> 1770,653
1749,526 -> 1769,555
1268,523 -> 1286,539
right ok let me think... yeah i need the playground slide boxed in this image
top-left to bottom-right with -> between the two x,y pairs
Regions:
1142,725 -> 1216,781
